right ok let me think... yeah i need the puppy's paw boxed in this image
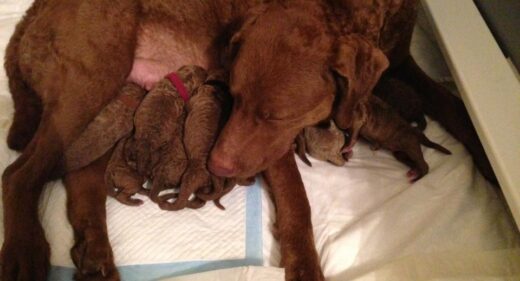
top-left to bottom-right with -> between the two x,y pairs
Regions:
71,231 -> 119,281
342,149 -> 353,161
1,234 -> 50,281
157,164 -> 210,211
407,169 -> 422,182
106,165 -> 146,206
115,193 -> 144,206
149,160 -> 186,203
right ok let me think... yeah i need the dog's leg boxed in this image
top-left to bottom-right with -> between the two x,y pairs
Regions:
390,56 -> 497,183
1,81 -> 127,280
64,152 -> 119,281
4,4 -> 42,151
2,2 -> 138,279
263,151 -> 324,281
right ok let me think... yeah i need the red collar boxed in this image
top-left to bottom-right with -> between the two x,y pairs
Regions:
165,72 -> 190,102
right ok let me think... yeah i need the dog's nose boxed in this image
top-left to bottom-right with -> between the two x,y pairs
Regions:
208,154 -> 236,177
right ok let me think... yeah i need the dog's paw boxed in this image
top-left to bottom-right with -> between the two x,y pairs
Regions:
284,259 -> 325,281
1,235 -> 50,281
281,241 -> 324,281
74,270 -> 120,281
71,231 -> 119,281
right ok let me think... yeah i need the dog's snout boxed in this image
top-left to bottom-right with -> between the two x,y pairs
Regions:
208,153 -> 236,177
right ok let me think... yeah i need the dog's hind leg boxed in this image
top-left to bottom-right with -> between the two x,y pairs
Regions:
1,3 -> 139,280
1,72 -> 133,281
4,5 -> 42,151
391,56 -> 497,184
64,152 -> 119,281
1,75 -> 132,281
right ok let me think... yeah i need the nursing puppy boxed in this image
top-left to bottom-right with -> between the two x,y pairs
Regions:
65,83 -> 146,171
343,96 -> 451,181
127,66 -> 207,205
296,121 -> 347,167
156,69 -> 235,210
374,77 -> 427,130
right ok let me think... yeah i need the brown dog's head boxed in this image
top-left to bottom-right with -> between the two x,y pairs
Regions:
209,3 -> 389,178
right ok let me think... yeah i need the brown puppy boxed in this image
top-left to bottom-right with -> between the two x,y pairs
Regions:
105,138 -> 147,206
374,77 -> 427,131
343,96 -> 451,181
296,121 -> 347,167
126,66 -> 206,178
133,66 -> 207,202
64,83 -> 146,171
157,69 -> 233,210
3,0 -> 494,280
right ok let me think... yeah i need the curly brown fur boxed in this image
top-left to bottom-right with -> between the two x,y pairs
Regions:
158,70 -> 231,211
344,96 -> 451,182
105,138 -> 146,206
64,83 -> 146,172
129,65 -> 207,203
374,77 -> 426,130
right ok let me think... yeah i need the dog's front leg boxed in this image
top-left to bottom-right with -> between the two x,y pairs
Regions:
64,151 -> 119,281
263,151 -> 324,281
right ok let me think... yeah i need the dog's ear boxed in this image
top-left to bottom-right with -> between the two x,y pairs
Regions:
223,31 -> 243,67
220,6 -> 266,68
331,34 -> 389,130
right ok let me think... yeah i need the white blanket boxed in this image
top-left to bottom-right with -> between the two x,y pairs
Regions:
1,1 -> 519,281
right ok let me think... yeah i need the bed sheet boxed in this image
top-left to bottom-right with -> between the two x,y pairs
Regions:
1,1 -> 520,281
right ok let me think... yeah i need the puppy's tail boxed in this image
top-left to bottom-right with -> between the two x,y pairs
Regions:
419,132 -> 451,155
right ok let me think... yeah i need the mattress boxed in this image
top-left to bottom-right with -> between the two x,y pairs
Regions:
1,1 -> 519,281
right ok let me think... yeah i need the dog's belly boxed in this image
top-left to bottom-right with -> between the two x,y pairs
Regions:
128,24 -> 212,90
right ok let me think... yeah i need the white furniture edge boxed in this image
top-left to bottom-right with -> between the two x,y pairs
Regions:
422,0 -> 520,229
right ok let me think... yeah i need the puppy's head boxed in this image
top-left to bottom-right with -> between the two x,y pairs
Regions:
209,3 -> 388,178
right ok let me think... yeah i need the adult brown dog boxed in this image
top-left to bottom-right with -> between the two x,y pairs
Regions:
2,0 -> 495,280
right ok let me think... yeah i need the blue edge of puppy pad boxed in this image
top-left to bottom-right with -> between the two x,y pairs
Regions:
49,182 -> 263,281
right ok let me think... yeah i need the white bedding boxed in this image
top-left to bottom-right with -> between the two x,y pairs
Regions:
1,1 -> 519,281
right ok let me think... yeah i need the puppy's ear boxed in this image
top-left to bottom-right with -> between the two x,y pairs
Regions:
331,34 -> 389,129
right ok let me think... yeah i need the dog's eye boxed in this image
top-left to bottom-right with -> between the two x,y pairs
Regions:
233,96 -> 242,109
259,110 -> 287,122
261,111 -> 271,120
